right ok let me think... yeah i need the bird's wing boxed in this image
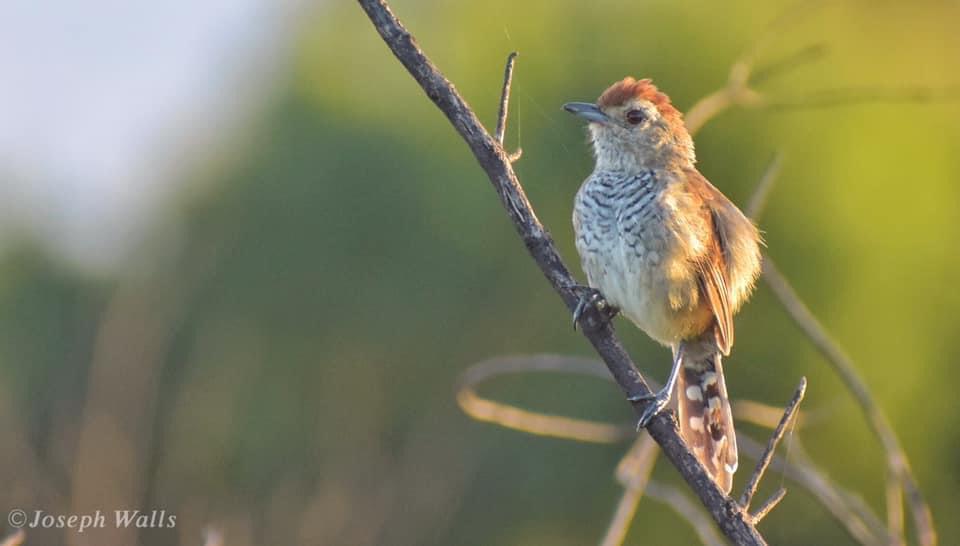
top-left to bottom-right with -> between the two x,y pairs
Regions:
684,168 -> 763,315
696,233 -> 734,355
685,169 -> 737,355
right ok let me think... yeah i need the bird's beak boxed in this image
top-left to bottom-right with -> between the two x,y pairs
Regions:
563,102 -> 609,124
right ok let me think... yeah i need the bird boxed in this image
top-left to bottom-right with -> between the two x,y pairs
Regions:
563,77 -> 762,493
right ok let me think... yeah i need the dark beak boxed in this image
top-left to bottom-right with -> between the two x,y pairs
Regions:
563,102 -> 609,124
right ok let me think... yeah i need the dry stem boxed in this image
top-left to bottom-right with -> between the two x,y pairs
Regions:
740,377 -> 806,514
602,435 -> 659,546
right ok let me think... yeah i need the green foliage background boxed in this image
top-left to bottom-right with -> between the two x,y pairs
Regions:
1,1 -> 959,544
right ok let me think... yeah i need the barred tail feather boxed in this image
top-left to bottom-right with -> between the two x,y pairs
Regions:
676,339 -> 738,494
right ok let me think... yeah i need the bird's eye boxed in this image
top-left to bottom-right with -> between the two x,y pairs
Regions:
625,109 -> 646,125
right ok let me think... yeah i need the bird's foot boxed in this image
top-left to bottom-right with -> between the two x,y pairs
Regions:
630,387 -> 672,430
572,285 -> 619,331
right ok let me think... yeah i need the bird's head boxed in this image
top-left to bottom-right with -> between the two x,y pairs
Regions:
564,77 -> 695,171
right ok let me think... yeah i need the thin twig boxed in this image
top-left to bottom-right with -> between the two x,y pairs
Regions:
494,52 -> 518,145
684,2 -> 955,137
745,151 -> 784,220
601,485 -> 645,546
740,377 -> 806,511
886,472 -> 905,546
761,258 -> 936,545
356,2 -> 766,543
738,435 -> 890,546
456,355 -> 634,443
751,43 -> 830,86
765,86 -> 960,111
751,488 -> 787,523
736,390 -> 889,543
602,435 -> 660,546
646,481 -> 726,546
685,85 -> 762,136
741,0 -> 828,68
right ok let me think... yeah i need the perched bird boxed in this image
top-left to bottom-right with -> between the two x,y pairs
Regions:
564,77 -> 761,493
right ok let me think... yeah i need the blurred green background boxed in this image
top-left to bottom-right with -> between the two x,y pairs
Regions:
1,1 -> 959,544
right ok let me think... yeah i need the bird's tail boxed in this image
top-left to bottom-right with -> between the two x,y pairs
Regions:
676,333 -> 738,494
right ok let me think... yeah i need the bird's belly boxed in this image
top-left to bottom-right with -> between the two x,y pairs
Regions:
577,230 -> 710,346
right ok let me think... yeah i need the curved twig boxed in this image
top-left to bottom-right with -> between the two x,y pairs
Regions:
457,354 -> 887,544
456,355 -> 634,444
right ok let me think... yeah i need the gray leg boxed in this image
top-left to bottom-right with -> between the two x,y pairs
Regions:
630,343 -> 684,429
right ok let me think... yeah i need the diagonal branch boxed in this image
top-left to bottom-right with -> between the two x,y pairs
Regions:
356,1 -> 766,543
745,151 -> 784,220
738,435 -> 891,546
761,258 -> 936,545
646,481 -> 727,546
740,377 -> 806,514
743,120 -> 935,546
602,435 -> 660,546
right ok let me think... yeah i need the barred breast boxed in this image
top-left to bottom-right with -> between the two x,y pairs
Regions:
572,169 -> 713,345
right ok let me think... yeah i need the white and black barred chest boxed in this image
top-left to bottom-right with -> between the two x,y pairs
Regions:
573,169 -> 661,261
573,169 -> 705,345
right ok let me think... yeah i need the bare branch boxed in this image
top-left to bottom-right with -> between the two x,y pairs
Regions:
494,52 -> 517,145
761,257 -> 935,545
886,473 -> 905,546
600,485 -> 646,546
615,434 -> 661,489
751,43 -> 829,86
728,15 -> 936,543
601,435 -> 660,546
456,355 -> 634,444
356,1 -> 767,543
740,377 -> 806,511
751,488 -> 787,523
764,86 -> 960,111
741,0 -> 828,68
738,435 -> 890,546
683,2 -> 956,137
646,481 -> 726,546
685,85 -> 762,136
745,151 -> 784,220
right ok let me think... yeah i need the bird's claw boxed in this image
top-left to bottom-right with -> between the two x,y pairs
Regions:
630,388 -> 672,430
571,286 -> 618,331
